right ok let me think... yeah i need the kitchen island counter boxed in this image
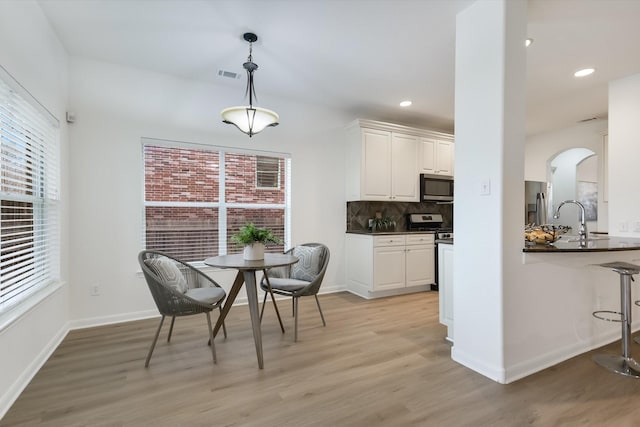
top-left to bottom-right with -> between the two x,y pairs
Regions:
523,236 -> 640,253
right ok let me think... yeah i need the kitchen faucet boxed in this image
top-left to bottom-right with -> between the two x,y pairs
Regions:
553,200 -> 587,242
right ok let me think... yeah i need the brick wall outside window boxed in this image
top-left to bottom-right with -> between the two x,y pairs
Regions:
225,153 -> 284,204
143,143 -> 288,261
144,145 -> 219,202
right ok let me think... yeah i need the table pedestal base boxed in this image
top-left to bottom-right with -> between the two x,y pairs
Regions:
593,354 -> 640,378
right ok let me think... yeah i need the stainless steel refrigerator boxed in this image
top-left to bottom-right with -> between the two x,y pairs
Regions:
525,181 -> 552,226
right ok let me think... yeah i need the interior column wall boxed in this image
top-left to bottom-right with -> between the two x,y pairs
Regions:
452,0 -> 527,383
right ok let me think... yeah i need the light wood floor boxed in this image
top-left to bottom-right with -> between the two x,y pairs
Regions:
4,291 -> 640,426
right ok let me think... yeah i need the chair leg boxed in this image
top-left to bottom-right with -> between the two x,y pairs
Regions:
206,311 -> 217,364
167,316 -> 176,342
315,295 -> 326,327
292,297 -> 295,317
219,306 -> 227,339
262,273 -> 285,333
294,297 -> 299,342
145,315 -> 165,368
260,289 -> 268,323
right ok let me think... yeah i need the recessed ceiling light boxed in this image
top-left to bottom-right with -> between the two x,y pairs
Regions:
525,38 -> 533,47
400,100 -> 412,107
574,68 -> 595,77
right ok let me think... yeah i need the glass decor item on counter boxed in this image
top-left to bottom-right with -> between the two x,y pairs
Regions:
524,224 -> 571,245
369,215 -> 396,232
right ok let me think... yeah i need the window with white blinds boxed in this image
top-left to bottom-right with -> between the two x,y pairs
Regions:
142,140 -> 290,262
0,67 -> 60,314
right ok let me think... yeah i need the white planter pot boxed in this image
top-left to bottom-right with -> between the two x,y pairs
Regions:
243,242 -> 265,260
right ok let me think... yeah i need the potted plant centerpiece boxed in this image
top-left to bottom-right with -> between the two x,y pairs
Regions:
231,222 -> 282,260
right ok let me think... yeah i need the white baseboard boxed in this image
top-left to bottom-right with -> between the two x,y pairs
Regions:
68,309 -> 159,331
68,285 -> 346,331
345,284 -> 432,300
0,321 -> 70,420
451,346 -> 507,383
504,326 -> 633,383
451,325 -> 637,385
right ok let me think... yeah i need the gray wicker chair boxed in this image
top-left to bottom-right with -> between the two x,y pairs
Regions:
259,243 -> 330,341
138,250 -> 227,367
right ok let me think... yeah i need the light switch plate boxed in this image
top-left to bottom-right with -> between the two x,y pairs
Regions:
480,180 -> 491,195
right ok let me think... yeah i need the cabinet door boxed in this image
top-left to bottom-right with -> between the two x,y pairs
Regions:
361,128 -> 392,200
405,244 -> 435,287
373,246 -> 405,290
436,140 -> 454,176
419,138 -> 437,174
391,133 -> 419,201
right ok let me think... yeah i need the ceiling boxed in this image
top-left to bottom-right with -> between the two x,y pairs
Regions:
37,0 -> 640,136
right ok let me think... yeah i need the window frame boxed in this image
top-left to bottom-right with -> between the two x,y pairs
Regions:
0,64 -> 61,317
141,138 -> 291,264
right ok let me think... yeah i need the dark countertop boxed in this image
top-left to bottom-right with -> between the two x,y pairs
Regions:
346,230 -> 437,236
523,236 -> 640,253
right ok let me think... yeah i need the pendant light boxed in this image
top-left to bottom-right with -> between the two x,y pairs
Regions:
221,32 -> 279,137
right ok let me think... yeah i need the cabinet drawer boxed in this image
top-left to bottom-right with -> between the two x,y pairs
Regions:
406,234 -> 435,245
373,235 -> 406,247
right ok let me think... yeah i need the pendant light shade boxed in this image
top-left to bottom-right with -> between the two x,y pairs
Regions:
221,33 -> 279,137
221,106 -> 279,136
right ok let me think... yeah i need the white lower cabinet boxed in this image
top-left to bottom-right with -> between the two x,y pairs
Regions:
438,242 -> 454,342
406,234 -> 435,287
346,233 -> 435,299
373,243 -> 406,291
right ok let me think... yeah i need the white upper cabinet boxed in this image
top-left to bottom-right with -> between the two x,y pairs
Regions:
390,133 -> 419,201
419,137 -> 454,176
346,119 -> 454,201
361,128 -> 393,199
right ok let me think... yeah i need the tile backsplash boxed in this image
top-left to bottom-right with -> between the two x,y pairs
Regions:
346,201 -> 453,232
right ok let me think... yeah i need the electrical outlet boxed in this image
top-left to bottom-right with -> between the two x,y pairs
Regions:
90,284 -> 100,296
620,221 -> 629,232
633,221 -> 640,233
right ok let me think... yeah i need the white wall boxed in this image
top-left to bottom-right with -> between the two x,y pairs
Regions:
548,148 -> 595,232
609,73 -> 640,237
0,0 -> 70,418
67,57 -> 350,326
525,119 -> 608,232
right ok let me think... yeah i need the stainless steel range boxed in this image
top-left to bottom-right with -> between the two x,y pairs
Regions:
406,213 -> 454,239
407,213 -> 453,291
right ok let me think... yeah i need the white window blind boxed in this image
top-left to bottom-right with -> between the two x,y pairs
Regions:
0,68 -> 60,313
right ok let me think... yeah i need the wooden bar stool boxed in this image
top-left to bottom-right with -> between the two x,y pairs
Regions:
593,261 -> 640,377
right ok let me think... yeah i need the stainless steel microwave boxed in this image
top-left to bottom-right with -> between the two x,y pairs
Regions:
420,174 -> 454,202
